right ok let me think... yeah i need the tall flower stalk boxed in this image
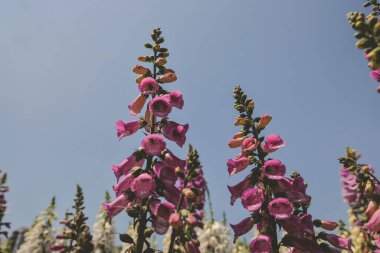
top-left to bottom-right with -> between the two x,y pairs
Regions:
339,147 -> 380,252
227,85 -> 350,252
104,27 -> 206,253
0,171 -> 10,252
51,185 -> 94,253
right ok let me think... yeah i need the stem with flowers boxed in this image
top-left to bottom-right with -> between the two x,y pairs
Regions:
103,27 -> 206,253
227,85 -> 351,252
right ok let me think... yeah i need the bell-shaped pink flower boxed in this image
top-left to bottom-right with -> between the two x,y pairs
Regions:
149,96 -> 172,117
227,157 -> 250,176
163,184 -> 181,206
167,90 -> 184,109
102,194 -> 129,218
111,156 -> 145,182
113,173 -> 134,196
364,201 -> 378,217
230,217 -> 255,242
268,198 -> 292,220
319,232 -> 351,250
142,134 -> 166,156
262,134 -> 285,153
227,176 -> 251,205
249,234 -> 272,253
164,149 -> 186,169
241,137 -> 259,152
150,200 -> 176,235
364,209 -> 380,233
131,173 -> 155,199
370,66 -> 380,82
241,188 -> 264,212
153,162 -> 178,186
115,120 -> 140,140
162,121 -> 189,147
262,159 -> 286,180
128,94 -> 148,116
138,77 -> 159,95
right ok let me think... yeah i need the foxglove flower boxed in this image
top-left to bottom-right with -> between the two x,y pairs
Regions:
227,176 -> 251,205
162,121 -> 189,147
149,96 -> 173,117
138,77 -> 159,94
103,194 -> 129,218
227,157 -> 249,176
116,120 -> 140,140
241,137 -> 258,152
241,188 -> 264,212
150,200 -> 175,235
262,159 -> 286,180
249,234 -> 272,253
111,156 -> 144,181
141,134 -> 166,156
131,173 -> 156,199
261,134 -> 285,153
230,217 -> 255,242
128,94 -> 148,116
268,198 -> 292,220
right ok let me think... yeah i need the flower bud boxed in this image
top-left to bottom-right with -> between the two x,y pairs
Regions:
234,117 -> 247,126
247,100 -> 254,109
175,167 -> 185,179
153,44 -> 160,51
313,219 -> 339,231
138,56 -> 151,62
228,137 -> 245,148
133,65 -> 149,75
257,114 -> 272,129
135,75 -> 145,84
155,58 -> 167,66
364,201 -> 379,217
169,212 -> 182,230
183,188 -> 196,200
186,213 -> 197,225
233,131 -> 245,139
365,180 -> 374,196
159,72 -> 177,83
144,227 -> 154,237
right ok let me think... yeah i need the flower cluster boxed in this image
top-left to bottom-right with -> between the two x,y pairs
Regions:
16,197 -> 57,253
347,11 -> 380,93
51,185 -> 94,253
339,147 -> 380,252
104,27 -> 206,253
227,86 -> 349,252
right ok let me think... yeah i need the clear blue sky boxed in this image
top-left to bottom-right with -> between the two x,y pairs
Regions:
1,0 -> 379,234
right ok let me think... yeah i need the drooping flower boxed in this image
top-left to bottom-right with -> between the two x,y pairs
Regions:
164,149 -> 187,169
128,94 -> 148,116
115,120 -> 140,140
113,173 -> 134,196
319,232 -> 351,250
241,137 -> 258,152
153,162 -> 178,186
103,194 -> 129,218
230,217 -> 255,242
149,96 -> 173,117
141,134 -> 166,156
249,234 -> 272,253
364,209 -> 380,233
167,90 -> 184,109
261,134 -> 285,153
227,176 -> 251,206
227,157 -> 250,176
370,66 -> 380,82
340,167 -> 361,208
131,173 -> 156,200
150,200 -> 176,235
162,121 -> 189,147
262,159 -> 286,180
111,156 -> 144,182
241,188 -> 264,212
268,198 -> 292,220
138,77 -> 159,95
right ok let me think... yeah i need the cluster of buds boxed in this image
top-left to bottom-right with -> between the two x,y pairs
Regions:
51,185 -> 94,253
0,171 -> 10,243
104,27 -> 206,253
347,11 -> 380,93
363,0 -> 380,17
227,86 -> 349,252
339,147 -> 380,251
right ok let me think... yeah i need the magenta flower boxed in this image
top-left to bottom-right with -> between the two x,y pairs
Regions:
320,233 -> 351,250
141,134 -> 166,156
164,149 -> 187,169
149,96 -> 172,117
241,188 -> 264,212
340,167 -> 361,208
169,212 -> 182,230
261,134 -> 285,153
370,66 -> 380,82
112,156 -> 145,182
168,90 -> 184,109
115,120 -> 140,140
162,121 -> 189,147
249,234 -> 272,253
113,173 -> 134,196
150,200 -> 176,235
153,162 -> 178,186
230,217 -> 255,242
227,157 -> 250,176
241,137 -> 259,152
138,77 -> 159,95
268,198 -> 292,220
227,176 -> 252,205
102,194 -> 129,218
131,173 -> 156,200
364,209 -> 380,233
128,94 -> 148,116
262,159 -> 286,180
163,184 -> 181,206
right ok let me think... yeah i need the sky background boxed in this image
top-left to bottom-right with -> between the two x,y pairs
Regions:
1,0 -> 380,240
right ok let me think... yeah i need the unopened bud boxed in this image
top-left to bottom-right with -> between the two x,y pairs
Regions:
133,65 -> 149,75
313,219 -> 338,231
247,100 -> 254,109
364,201 -> 379,217
159,72 -> 177,83
144,227 -> 154,237
186,214 -> 197,225
365,180 -> 374,196
135,75 -> 145,84
233,131 -> 245,139
234,117 -> 247,126
169,212 -> 182,230
228,137 -> 245,148
155,58 -> 167,67
175,167 -> 185,179
183,188 -> 196,200
257,114 -> 272,129
153,44 -> 160,51
138,56 -> 151,62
